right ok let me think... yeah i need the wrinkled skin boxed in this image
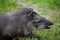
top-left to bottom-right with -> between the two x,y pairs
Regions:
0,8 -> 53,40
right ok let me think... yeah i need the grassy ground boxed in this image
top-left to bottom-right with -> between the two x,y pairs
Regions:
0,0 -> 60,40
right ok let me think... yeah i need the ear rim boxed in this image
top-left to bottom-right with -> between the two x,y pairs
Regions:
29,8 -> 33,11
27,8 -> 33,17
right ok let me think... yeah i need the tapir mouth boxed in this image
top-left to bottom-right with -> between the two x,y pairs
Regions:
45,22 -> 53,29
45,24 -> 53,29
45,26 -> 50,29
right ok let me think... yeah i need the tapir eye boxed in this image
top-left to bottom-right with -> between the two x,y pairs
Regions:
33,21 -> 41,24
35,20 -> 45,23
37,21 -> 41,23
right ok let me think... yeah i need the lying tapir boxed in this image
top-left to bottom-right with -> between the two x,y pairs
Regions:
0,8 -> 53,40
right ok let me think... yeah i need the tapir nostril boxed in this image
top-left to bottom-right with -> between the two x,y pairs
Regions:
48,22 -> 53,26
46,21 -> 53,25
49,22 -> 53,25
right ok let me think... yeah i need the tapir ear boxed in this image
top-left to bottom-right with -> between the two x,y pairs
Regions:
29,8 -> 33,11
27,8 -> 33,17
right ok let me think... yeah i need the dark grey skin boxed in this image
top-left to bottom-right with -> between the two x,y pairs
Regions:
0,8 -> 53,40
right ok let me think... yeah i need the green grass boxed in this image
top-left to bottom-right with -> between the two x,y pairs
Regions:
20,0 -> 60,10
0,0 -> 21,12
0,0 -> 60,40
